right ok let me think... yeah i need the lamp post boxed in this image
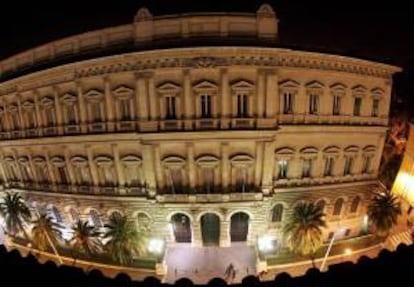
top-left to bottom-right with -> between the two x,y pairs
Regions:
320,227 -> 344,271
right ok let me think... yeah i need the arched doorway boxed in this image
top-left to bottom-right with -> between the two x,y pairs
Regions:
230,212 -> 249,242
171,213 -> 192,243
201,213 -> 220,246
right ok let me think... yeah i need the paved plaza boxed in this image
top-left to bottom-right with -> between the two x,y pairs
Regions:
164,243 -> 257,284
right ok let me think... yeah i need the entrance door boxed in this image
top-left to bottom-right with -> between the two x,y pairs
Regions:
171,213 -> 192,243
201,213 -> 220,246
230,212 -> 249,242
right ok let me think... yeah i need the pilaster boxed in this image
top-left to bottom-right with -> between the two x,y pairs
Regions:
221,142 -> 230,188
86,145 -> 99,187
219,220 -> 231,247
53,86 -> 63,134
220,68 -> 230,129
111,144 -> 125,191
187,143 -> 196,188
183,69 -> 193,130
142,144 -> 157,196
76,81 -> 87,133
104,76 -> 115,131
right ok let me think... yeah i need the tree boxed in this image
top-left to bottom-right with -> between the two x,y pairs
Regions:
0,192 -> 31,240
70,220 -> 101,258
103,214 -> 147,265
283,202 -> 327,268
32,213 -> 62,252
368,189 -> 402,238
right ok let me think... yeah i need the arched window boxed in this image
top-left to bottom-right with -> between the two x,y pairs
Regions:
69,208 -> 80,223
137,213 -> 151,231
111,211 -> 122,220
333,198 -> 344,216
89,210 -> 102,227
316,200 -> 326,213
271,204 -> 283,222
350,196 -> 361,213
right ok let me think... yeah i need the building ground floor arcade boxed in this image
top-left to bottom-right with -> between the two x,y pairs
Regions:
11,180 -> 378,249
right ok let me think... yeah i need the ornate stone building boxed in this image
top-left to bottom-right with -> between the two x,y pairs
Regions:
0,5 -> 401,250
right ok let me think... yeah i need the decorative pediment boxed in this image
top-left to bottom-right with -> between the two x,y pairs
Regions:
351,85 -> 367,96
17,156 -> 29,164
40,96 -> 54,107
70,156 -> 88,166
305,80 -> 324,90
363,145 -> 376,153
157,82 -> 181,95
323,145 -> 340,154
112,85 -> 134,99
50,156 -> 65,166
32,156 -> 46,165
230,80 -> 255,91
94,155 -> 113,165
60,92 -> 77,104
275,147 -> 295,155
120,154 -> 142,165
279,79 -> 300,89
196,155 -> 220,167
230,154 -> 254,165
84,89 -> 104,102
371,87 -> 384,97
8,104 -> 18,113
162,155 -> 186,168
22,100 -> 34,110
134,7 -> 153,22
330,83 -> 347,96
193,80 -> 218,93
344,145 -> 360,153
300,146 -> 319,154
257,3 -> 276,17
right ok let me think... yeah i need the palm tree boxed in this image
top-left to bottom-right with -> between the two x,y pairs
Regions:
70,220 -> 101,258
103,214 -> 147,265
368,189 -> 402,238
0,192 -> 31,240
283,202 -> 327,268
32,213 -> 62,252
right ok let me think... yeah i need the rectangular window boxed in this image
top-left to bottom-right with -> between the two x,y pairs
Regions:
237,94 -> 248,118
283,92 -> 293,114
26,110 -> 36,128
91,103 -> 102,122
333,95 -> 341,115
372,99 -> 379,117
309,94 -> 319,114
302,159 -> 312,178
169,169 -> 183,193
125,165 -> 141,187
344,157 -> 354,175
278,160 -> 288,179
201,94 -> 212,118
235,167 -> 248,192
353,97 -> 362,116
324,157 -> 334,176
202,168 -> 215,193
57,166 -> 68,184
45,108 -> 55,126
362,156 -> 372,174
66,105 -> 77,125
36,166 -> 49,183
119,99 -> 131,120
11,113 -> 20,129
166,96 -> 176,120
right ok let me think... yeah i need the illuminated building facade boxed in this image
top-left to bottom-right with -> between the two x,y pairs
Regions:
0,5 -> 400,250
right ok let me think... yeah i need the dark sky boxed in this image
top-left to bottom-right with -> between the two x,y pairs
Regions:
0,0 -> 413,105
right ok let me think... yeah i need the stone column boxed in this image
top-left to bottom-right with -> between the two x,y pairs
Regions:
256,69 -> 265,118
86,145 -> 99,187
261,141 -> 275,193
111,144 -> 125,191
220,68 -> 230,129
187,143 -> 196,189
221,142 -> 230,189
219,219 -> 231,247
53,86 -> 63,134
142,144 -> 157,196
76,81 -> 87,133
183,69 -> 193,130
254,141 -> 264,186
104,76 -> 115,131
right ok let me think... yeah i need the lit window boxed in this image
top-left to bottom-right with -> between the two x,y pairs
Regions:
278,160 -> 288,179
344,157 -> 354,175
201,94 -> 212,118
350,196 -> 360,213
283,92 -> 293,114
237,94 -> 248,118
165,96 -> 176,120
271,204 -> 283,222
333,198 -> 344,216
324,157 -> 334,176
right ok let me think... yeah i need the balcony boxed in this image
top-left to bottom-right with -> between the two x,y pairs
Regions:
156,192 -> 263,203
231,118 -> 255,129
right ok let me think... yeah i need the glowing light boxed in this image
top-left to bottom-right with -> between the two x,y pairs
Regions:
148,238 -> 165,254
258,235 -> 274,253
344,248 -> 352,256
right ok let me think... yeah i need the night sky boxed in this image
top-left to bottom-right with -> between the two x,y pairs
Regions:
0,0 -> 413,111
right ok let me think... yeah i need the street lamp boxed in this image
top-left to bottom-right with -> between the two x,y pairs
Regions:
320,227 -> 346,271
